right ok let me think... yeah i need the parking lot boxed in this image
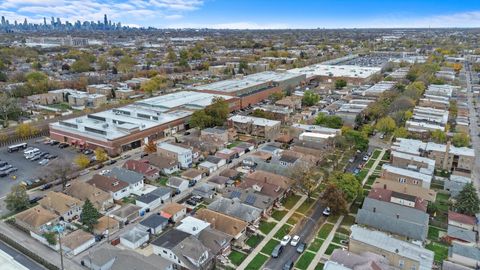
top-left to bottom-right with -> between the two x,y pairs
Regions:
0,137 -> 77,198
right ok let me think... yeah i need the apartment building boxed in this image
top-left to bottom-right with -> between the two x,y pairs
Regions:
228,115 -> 281,140
157,142 -> 193,169
381,164 -> 433,189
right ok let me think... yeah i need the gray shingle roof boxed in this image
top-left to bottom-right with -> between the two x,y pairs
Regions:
449,243 -> 480,261
106,167 -> 144,185
207,197 -> 261,223
139,214 -> 168,229
151,229 -> 190,249
447,225 -> 477,243
355,197 -> 429,241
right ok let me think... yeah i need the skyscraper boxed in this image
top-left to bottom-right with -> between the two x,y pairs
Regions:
1,16 -> 5,25
104,14 -> 108,26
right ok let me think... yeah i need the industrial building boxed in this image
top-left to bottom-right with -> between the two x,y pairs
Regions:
289,64 -> 381,84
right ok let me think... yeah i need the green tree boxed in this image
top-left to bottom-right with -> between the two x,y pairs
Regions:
404,81 -> 426,100
251,109 -> 274,120
204,97 -> 229,126
141,75 -> 168,96
393,127 -> 409,138
166,48 -> 177,62
328,172 -> 362,202
375,116 -> 396,134
189,110 -> 212,129
301,90 -> 320,106
5,185 -> 30,212
42,232 -> 57,246
452,132 -> 470,147
94,147 -> 108,162
334,79 -> 347,89
81,199 -> 101,232
0,93 -> 20,127
25,71 -> 49,94
16,123 -> 38,138
74,154 -> 91,169
290,165 -> 318,198
454,183 -> 480,216
314,113 -> 343,129
97,56 -> 109,71
269,92 -> 284,102
320,183 -> 348,214
71,58 -> 92,73
430,129 -> 447,143
343,128 -> 369,151
116,55 -> 136,73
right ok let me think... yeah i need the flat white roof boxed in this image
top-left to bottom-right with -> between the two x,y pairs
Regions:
291,123 -> 341,135
229,115 -> 280,127
289,64 -> 381,79
135,91 -> 235,110
157,142 -> 191,154
382,163 -> 433,183
175,216 -> 210,236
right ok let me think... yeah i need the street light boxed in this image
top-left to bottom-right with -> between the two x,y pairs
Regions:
47,222 -> 64,270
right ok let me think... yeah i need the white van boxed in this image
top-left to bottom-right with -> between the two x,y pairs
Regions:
24,148 -> 40,159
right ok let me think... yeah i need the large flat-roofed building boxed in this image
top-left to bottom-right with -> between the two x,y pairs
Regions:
406,106 -> 449,134
228,115 -> 281,139
391,138 -> 475,175
193,71 -> 305,108
361,81 -> 396,97
49,91 -> 238,156
289,64 -> 381,85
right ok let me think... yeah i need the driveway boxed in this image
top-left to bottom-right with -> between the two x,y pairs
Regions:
263,200 -> 325,270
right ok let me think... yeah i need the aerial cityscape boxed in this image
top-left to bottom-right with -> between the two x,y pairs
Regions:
0,1 -> 479,270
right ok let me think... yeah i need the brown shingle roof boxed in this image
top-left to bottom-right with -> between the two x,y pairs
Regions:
38,191 -> 84,215
246,170 -> 292,190
64,181 -> 111,210
15,205 -> 58,228
62,230 -> 94,250
144,155 -> 178,169
195,208 -> 247,238
161,203 -> 186,216
448,211 -> 477,225
181,168 -> 203,180
87,174 -> 129,193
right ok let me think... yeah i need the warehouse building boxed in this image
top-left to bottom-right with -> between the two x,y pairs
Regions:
289,64 -> 381,85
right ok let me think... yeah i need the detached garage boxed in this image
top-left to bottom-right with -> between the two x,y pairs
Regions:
62,230 -> 95,256
120,228 -> 149,249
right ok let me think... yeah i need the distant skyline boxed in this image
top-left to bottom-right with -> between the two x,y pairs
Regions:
1,0 -> 480,29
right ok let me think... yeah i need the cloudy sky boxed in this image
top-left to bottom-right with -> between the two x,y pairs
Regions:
1,0 -> 480,29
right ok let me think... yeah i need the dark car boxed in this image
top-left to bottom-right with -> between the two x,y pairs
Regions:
48,154 -> 58,159
41,183 -> 53,190
140,153 -> 149,158
271,244 -> 283,258
58,143 -> 69,148
186,199 -> 197,206
50,140 -> 60,145
283,260 -> 294,270
296,242 -> 306,253
0,171 -> 8,177
93,163 -> 104,170
104,159 -> 117,165
0,161 -> 8,167
29,196 -> 43,204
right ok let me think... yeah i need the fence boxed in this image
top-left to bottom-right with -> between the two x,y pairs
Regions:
0,129 -> 49,148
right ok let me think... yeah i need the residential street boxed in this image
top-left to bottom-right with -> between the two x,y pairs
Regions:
465,61 -> 480,195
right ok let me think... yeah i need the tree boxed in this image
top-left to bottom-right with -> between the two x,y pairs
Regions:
204,97 -> 229,126
334,79 -> 347,89
189,110 -> 212,129
251,109 -> 274,120
5,185 -> 29,212
44,159 -> 75,190
141,75 -> 168,96
452,132 -> 470,147
290,164 -> 318,198
404,81 -> 426,100
166,47 -> 177,62
81,199 -> 101,232
116,55 -> 136,73
16,123 -> 38,138
320,184 -> 348,214
0,93 -> 19,127
94,147 -> 108,162
74,154 -> 91,169
269,92 -> 284,102
314,113 -> 343,129
144,140 -> 157,153
454,183 -> 480,216
430,129 -> 447,143
375,116 -> 396,134
393,127 -> 409,138
42,232 -> 57,246
328,172 -> 362,202
449,100 -> 458,119
97,56 -> 109,71
302,90 -> 320,106
343,128 -> 369,151
71,59 -> 92,73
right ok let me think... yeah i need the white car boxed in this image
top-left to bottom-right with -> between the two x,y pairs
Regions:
99,169 -> 111,175
290,235 -> 300,247
280,235 -> 291,246
38,159 -> 49,166
362,155 -> 369,161
323,207 -> 331,216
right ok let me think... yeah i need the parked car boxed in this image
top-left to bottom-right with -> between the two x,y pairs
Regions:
280,235 -> 291,246
348,157 -> 355,163
0,171 -> 8,177
140,153 -> 149,158
322,207 -> 331,216
296,242 -> 306,253
103,159 -> 117,165
271,244 -> 284,258
39,159 -> 49,166
30,155 -> 42,161
50,140 -> 60,145
122,154 -> 131,160
93,164 -> 104,170
58,143 -> 69,148
83,149 -> 93,155
99,169 -> 111,175
362,155 -> 369,161
0,161 -> 8,167
41,183 -> 53,190
29,196 -> 43,204
353,168 -> 360,175
290,235 -> 300,247
283,260 -> 294,270
0,164 -> 13,171
186,199 -> 197,206
4,167 -> 17,174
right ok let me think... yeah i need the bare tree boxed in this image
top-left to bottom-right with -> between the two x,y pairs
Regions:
44,158 -> 77,190
290,163 -> 321,199
0,93 -> 19,127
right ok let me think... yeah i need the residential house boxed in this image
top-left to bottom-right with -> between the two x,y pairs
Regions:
181,168 -> 203,183
446,211 -> 478,245
87,174 -> 130,200
151,229 -> 213,270
207,197 -> 262,225
220,169 -> 241,180
197,227 -> 233,257
136,193 -> 163,211
201,127 -> 229,146
208,176 -> 232,191
138,214 -> 169,235
38,192 -> 84,222
93,215 -> 119,236
150,187 -> 172,204
245,170 -> 292,191
355,188 -> 429,241
228,115 -> 281,140
176,216 -> 211,236
15,206 -> 59,234
81,246 -> 174,270
215,148 -> 238,163
110,204 -> 142,225
224,188 -> 275,217
195,208 -> 247,240
206,155 -> 227,168
192,183 -> 216,200
444,175 -> 472,197
372,178 -> 437,202
325,249 -> 395,270
105,167 -> 145,196
238,178 -> 285,203
157,142 -> 193,169
448,243 -> 480,269
160,203 -> 187,223
349,225 -> 434,270
144,154 -> 180,175
64,181 -> 114,212
167,177 -> 190,193
198,161 -> 218,175
120,228 -> 149,249
123,160 -> 159,181
381,164 -> 433,189
62,230 -> 95,256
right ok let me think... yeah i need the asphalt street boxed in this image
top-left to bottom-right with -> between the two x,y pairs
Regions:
0,240 -> 46,270
465,61 -> 480,195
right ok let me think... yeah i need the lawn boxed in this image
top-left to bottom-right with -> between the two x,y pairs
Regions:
317,223 -> 334,239
426,242 -> 449,263
366,175 -> 377,185
156,177 -> 168,186
365,159 -> 375,169
245,254 -> 269,270
325,243 -> 342,255
227,141 -> 241,149
436,193 -> 450,203
271,210 -> 288,221
274,224 -> 293,239
283,194 -> 302,209
381,151 -> 390,161
371,149 -> 381,159
122,196 -> 136,204
332,233 -> 348,245
427,226 -> 446,241
295,251 -> 316,270
315,263 -> 325,270
307,238 -> 324,252
341,215 -> 355,227
228,250 -> 247,266
356,169 -> 369,181
296,198 -> 315,214
246,234 -> 264,248
259,221 -> 277,235
261,239 -> 280,254
287,212 -> 303,226
327,214 -> 340,223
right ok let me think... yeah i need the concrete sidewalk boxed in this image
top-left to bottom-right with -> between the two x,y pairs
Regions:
238,194 -> 307,270
306,149 -> 386,270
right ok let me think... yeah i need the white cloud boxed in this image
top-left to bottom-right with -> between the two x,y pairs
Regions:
168,21 -> 292,29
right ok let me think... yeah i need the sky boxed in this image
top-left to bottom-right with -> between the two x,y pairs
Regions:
1,0 -> 480,29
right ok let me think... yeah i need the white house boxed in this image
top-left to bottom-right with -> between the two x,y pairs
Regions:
157,142 -> 193,169
167,177 -> 189,193
106,167 -> 145,195
62,230 -> 95,256
120,228 -> 149,249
